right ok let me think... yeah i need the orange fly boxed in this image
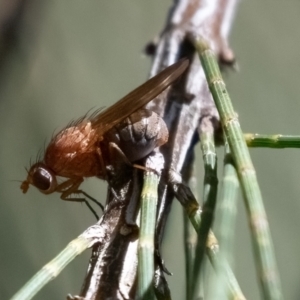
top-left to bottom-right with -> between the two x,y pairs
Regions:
21,59 -> 189,216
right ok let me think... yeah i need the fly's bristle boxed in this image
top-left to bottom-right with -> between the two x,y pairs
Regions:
27,149 -> 44,170
43,139 -> 47,155
65,112 -> 89,128
29,157 -> 32,167
59,108 -> 104,142
50,108 -> 104,141
50,117 -> 82,141
35,148 -> 44,164
89,107 -> 104,121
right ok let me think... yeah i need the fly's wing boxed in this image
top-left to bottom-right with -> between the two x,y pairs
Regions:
91,58 -> 189,135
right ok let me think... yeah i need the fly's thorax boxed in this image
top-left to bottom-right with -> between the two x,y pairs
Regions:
103,109 -> 168,162
44,121 -> 101,178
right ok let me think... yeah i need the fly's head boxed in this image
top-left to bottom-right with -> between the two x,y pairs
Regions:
21,162 -> 58,195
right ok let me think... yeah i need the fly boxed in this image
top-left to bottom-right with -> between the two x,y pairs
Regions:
20,59 -> 189,217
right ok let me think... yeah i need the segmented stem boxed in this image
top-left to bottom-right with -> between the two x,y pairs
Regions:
195,38 -> 283,300
181,152 -> 198,300
138,170 -> 159,300
210,143 -> 241,299
192,132 -> 218,298
10,236 -> 92,300
245,133 -> 300,148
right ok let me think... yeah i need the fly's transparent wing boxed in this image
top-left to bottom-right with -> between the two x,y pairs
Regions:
91,58 -> 189,134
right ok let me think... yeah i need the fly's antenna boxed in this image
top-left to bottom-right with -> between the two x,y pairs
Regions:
10,179 -> 24,183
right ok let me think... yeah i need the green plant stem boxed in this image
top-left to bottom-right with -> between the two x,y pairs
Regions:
175,186 -> 245,299
245,133 -> 300,148
183,212 -> 197,300
210,143 -> 240,299
10,236 -> 92,300
218,144 -> 239,262
138,170 -> 159,300
195,38 -> 283,300
192,132 -> 218,299
181,154 -> 198,300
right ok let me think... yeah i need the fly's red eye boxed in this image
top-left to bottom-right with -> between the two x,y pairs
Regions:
32,167 -> 52,191
28,163 -> 57,194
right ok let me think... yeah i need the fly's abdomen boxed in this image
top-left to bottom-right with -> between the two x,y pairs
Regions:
105,109 -> 168,162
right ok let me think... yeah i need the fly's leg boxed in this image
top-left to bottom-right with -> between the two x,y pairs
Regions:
62,196 -> 100,221
105,142 -> 133,199
56,178 -> 103,219
108,142 -> 131,167
78,191 -> 104,211
57,178 -> 104,210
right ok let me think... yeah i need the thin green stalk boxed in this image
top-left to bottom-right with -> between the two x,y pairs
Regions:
200,132 -> 218,204
173,176 -> 245,298
138,170 -> 159,300
183,212 -> 197,300
10,236 -> 93,300
192,132 -> 218,299
217,143 -> 239,264
208,254 -> 246,300
209,143 -> 240,299
174,184 -> 245,299
195,38 -> 283,300
245,133 -> 300,148
181,155 -> 198,300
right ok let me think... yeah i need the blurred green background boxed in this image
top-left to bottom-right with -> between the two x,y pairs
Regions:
1,1 -> 300,299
